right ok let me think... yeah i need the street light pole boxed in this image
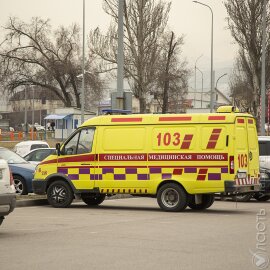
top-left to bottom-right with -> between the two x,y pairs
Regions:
193,1 -> 214,112
215,73 -> 227,90
195,54 -> 203,91
32,86 -> 35,140
117,0 -> 124,109
196,67 -> 204,108
215,73 -> 227,108
194,54 -> 203,107
261,0 -> 267,135
81,0 -> 85,124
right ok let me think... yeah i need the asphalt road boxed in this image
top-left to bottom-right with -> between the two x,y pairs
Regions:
0,198 -> 269,270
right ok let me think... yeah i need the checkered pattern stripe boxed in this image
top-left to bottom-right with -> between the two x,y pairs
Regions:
58,166 -> 229,181
236,177 -> 259,186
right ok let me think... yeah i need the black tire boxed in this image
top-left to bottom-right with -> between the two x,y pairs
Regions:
13,175 -> 28,195
0,216 -> 4,226
157,183 -> 188,212
232,193 -> 254,202
81,193 -> 106,206
188,194 -> 215,210
47,180 -> 74,208
253,193 -> 270,202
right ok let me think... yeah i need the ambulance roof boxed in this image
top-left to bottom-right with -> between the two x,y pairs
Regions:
81,111 -> 255,127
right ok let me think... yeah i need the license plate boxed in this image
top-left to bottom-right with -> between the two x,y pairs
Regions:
237,172 -> 247,179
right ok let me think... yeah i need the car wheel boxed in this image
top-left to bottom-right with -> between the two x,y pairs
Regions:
47,180 -> 74,208
188,194 -> 215,210
13,175 -> 28,195
232,193 -> 254,202
253,193 -> 270,202
81,193 -> 106,206
157,183 -> 188,212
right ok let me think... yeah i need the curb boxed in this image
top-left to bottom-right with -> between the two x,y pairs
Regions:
15,194 -> 132,207
16,199 -> 49,207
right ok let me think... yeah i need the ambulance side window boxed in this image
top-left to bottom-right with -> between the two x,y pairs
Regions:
63,132 -> 80,155
77,129 -> 95,154
63,128 -> 95,155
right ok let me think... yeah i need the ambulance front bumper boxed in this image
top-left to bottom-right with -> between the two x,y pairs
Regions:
224,181 -> 261,194
32,180 -> 47,195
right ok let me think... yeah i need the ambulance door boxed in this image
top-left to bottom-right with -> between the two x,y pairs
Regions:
96,126 -> 148,194
58,127 -> 97,190
246,118 -> 259,178
235,118 -> 250,178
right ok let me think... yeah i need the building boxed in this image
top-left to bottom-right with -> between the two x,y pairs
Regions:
186,87 -> 232,113
44,107 -> 96,140
7,86 -> 63,129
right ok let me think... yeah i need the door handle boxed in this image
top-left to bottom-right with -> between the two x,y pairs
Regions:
249,152 -> 253,161
81,163 -> 91,165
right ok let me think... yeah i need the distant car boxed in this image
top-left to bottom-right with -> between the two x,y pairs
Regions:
14,140 -> 49,157
0,159 -> 16,226
33,123 -> 45,131
255,167 -> 270,201
23,148 -> 56,165
258,136 -> 270,169
0,147 -> 36,195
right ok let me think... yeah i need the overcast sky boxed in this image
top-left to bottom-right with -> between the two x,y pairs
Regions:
0,0 -> 238,93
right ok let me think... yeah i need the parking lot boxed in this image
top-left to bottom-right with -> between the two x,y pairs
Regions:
0,197 -> 269,270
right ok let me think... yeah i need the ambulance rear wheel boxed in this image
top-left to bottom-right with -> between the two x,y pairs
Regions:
157,183 -> 188,212
188,194 -> 215,210
47,180 -> 74,208
81,193 -> 106,206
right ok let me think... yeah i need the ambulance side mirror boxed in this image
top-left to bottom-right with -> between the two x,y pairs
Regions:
55,143 -> 61,156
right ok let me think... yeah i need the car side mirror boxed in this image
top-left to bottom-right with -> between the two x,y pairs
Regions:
55,143 -> 61,156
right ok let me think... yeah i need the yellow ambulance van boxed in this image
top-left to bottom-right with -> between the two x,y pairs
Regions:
33,106 -> 260,211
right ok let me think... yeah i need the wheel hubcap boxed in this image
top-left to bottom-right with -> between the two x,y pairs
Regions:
50,185 -> 67,203
161,188 -> 179,208
14,179 -> 23,194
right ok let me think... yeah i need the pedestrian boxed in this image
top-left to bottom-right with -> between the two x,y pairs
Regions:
50,121 -> 55,131
47,122 -> 51,131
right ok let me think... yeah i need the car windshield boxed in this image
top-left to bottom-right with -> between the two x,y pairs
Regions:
0,148 -> 28,164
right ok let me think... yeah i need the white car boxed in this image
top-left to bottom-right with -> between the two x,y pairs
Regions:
258,136 -> 270,169
33,123 -> 45,131
14,140 -> 50,157
23,148 -> 56,165
0,159 -> 16,226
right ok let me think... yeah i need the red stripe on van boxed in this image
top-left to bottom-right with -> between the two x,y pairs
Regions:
159,116 -> 192,121
248,119 -> 253,124
111,118 -> 142,122
39,159 -> 57,165
237,118 -> 244,123
208,116 -> 226,120
206,141 -> 217,149
58,155 -> 95,163
209,134 -> 219,140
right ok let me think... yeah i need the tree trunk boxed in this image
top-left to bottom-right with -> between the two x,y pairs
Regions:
139,96 -> 147,113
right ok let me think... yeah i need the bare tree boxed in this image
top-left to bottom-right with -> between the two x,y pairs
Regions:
153,31 -> 189,113
0,17 -> 105,110
89,0 -> 172,113
229,51 -> 254,111
225,0 -> 270,117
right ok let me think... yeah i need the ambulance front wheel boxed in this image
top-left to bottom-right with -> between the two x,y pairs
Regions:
47,180 -> 74,208
157,183 -> 188,212
188,194 -> 215,210
81,193 -> 106,206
